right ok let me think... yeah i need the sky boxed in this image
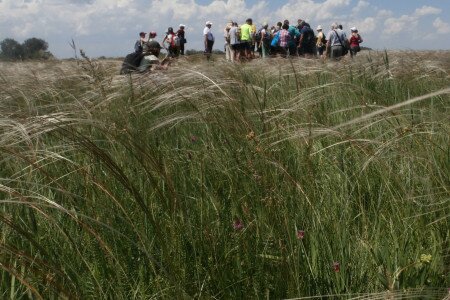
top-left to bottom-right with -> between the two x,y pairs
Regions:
0,0 -> 449,58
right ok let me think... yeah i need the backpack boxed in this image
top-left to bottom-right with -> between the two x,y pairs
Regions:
255,29 -> 262,42
173,35 -> 180,47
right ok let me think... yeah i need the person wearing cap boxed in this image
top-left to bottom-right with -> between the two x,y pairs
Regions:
316,25 -> 326,57
138,41 -> 169,72
176,24 -> 186,55
135,32 -> 146,53
204,21 -> 215,60
349,27 -> 363,57
163,27 -> 179,58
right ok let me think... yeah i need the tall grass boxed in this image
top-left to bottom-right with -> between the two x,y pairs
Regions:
0,51 -> 449,299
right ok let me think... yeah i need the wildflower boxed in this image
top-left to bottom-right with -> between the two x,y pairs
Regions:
296,230 -> 305,240
419,254 -> 432,264
332,261 -> 340,272
233,219 -> 244,231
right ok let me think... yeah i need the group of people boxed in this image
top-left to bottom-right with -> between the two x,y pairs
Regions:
220,19 -> 363,61
120,18 -> 364,74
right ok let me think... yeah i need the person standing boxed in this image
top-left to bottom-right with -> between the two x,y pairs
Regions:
224,21 -> 233,62
278,23 -> 291,57
349,27 -> 363,57
204,21 -> 215,60
283,20 -> 300,57
315,25 -> 326,57
163,27 -> 179,58
239,18 -> 253,59
229,22 -> 240,62
325,22 -> 347,60
297,20 -> 316,58
176,24 -> 186,55
258,22 -> 270,58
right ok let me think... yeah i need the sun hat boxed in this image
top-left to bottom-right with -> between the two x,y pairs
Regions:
350,27 -> 358,32
179,24 -> 186,28
316,25 -> 322,30
205,21 -> 213,25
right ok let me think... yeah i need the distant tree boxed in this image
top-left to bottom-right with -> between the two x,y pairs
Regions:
0,38 -> 23,60
22,37 -> 48,59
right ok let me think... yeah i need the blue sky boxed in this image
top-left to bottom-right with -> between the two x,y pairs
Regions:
0,0 -> 449,58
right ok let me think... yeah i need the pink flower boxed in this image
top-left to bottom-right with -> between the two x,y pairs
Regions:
333,262 -> 340,272
296,230 -> 305,239
233,219 -> 244,231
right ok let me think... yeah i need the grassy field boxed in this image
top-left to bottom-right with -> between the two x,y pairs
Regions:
0,51 -> 449,299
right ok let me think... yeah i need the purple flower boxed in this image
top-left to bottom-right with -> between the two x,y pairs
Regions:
233,219 -> 244,231
333,261 -> 340,272
296,230 -> 305,239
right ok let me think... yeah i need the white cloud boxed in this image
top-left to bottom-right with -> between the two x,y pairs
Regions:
433,17 -> 450,34
275,0 -> 351,24
383,5 -> 443,36
414,5 -> 441,17
352,0 -> 370,15
384,14 -> 417,35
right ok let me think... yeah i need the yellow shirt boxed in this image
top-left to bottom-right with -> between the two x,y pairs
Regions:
240,24 -> 252,41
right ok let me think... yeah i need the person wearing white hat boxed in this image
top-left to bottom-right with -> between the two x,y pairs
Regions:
316,25 -> 326,56
176,24 -> 186,55
349,27 -> 363,58
204,21 -> 215,60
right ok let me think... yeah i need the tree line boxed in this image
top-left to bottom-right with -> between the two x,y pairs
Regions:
0,37 -> 53,60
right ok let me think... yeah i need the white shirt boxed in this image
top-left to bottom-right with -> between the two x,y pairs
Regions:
203,26 -> 215,42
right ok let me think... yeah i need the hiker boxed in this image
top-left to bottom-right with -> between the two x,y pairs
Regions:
239,18 -> 253,59
224,21 -> 233,62
204,21 -> 215,60
349,27 -> 363,57
134,32 -> 146,53
176,24 -> 186,55
138,41 -> 170,72
272,23 -> 290,58
297,20 -> 316,58
315,25 -> 326,57
283,20 -> 300,57
229,22 -> 240,62
257,22 -> 270,58
325,22 -> 348,60
162,27 -> 179,58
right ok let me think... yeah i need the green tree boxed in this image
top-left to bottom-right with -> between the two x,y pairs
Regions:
0,38 -> 23,60
22,37 -> 49,59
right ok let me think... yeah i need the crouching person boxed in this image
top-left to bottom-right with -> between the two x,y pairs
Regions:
138,41 -> 170,72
